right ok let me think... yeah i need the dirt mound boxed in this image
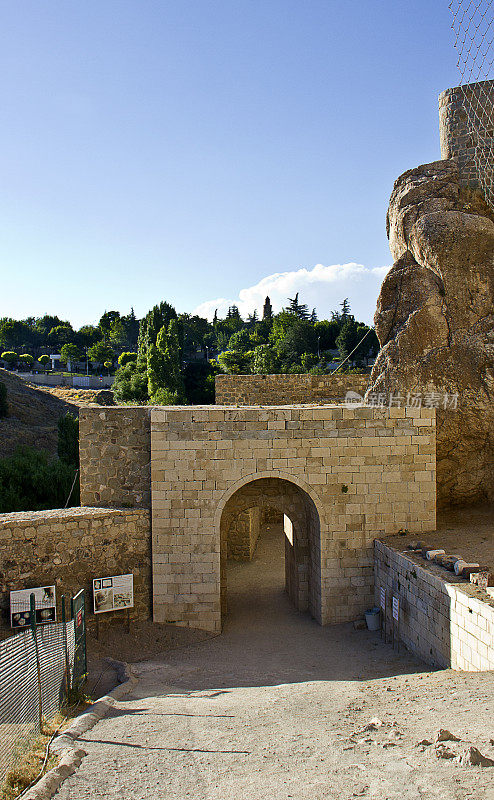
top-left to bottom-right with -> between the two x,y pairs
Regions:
39,386 -> 115,406
0,369 -> 78,458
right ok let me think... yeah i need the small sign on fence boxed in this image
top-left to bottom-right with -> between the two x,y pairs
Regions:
10,585 -> 56,629
392,595 -> 399,622
93,574 -> 134,614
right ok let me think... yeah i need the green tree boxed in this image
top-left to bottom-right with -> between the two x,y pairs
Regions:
0,446 -> 80,512
38,354 -> 51,373
58,413 -> 79,468
218,349 -> 253,374
48,324 -> 74,348
314,319 -> 340,351
18,354 -> 34,369
1,351 -> 18,367
286,293 -> 310,320
118,352 -> 138,367
340,298 -> 351,320
0,319 -> 36,351
270,313 -> 316,368
336,319 -> 376,367
88,340 -> 114,364
60,343 -> 81,371
77,325 -> 100,349
252,344 -> 278,373
227,328 -> 251,353
148,319 -> 185,404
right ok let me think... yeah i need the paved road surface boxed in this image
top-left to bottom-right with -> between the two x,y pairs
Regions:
56,527 -> 494,800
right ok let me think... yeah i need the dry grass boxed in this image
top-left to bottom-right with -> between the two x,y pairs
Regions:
0,703 -> 89,800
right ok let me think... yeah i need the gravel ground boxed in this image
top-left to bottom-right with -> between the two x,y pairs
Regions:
56,527 -> 494,800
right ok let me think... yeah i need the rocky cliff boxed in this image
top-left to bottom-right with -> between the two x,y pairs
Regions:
368,158 -> 494,507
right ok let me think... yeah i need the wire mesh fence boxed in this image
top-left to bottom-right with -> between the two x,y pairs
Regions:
0,592 -> 86,786
449,0 -> 494,208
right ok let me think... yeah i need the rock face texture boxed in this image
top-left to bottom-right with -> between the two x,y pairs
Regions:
368,158 -> 494,507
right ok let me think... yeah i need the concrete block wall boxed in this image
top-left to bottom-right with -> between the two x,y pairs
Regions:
375,539 -> 494,671
0,507 -> 151,633
215,373 -> 369,406
149,404 -> 436,632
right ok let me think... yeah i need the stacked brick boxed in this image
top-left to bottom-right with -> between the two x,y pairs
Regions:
149,404 -> 436,632
375,540 -> 494,671
439,79 -> 494,190
215,373 -> 369,406
0,507 -> 151,632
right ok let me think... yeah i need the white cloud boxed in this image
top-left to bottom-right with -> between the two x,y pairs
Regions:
192,262 -> 391,325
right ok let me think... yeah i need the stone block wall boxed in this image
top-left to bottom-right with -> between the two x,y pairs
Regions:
149,404 -> 436,632
439,79 -> 494,189
227,507 -> 261,561
375,539 -> 494,671
215,374 -> 369,406
0,507 -> 151,633
79,406 -> 151,508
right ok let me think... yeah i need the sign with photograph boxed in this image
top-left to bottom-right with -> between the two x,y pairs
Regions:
10,585 -> 56,629
93,574 -> 134,614
392,596 -> 400,622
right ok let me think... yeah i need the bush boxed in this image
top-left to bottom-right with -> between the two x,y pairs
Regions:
112,361 -> 148,403
57,413 -> 79,468
0,447 -> 80,513
18,354 -> 34,368
0,381 -> 8,417
118,352 -> 138,367
1,351 -> 18,367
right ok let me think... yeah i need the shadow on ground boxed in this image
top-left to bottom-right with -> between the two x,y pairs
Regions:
130,525 -> 431,695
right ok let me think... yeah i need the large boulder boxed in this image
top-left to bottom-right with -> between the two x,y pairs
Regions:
368,159 -> 494,507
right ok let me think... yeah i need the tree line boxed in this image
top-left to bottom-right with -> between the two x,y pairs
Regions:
0,296 -> 379,404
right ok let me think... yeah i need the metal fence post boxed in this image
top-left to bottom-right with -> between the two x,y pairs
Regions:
61,594 -> 70,700
30,592 -> 43,731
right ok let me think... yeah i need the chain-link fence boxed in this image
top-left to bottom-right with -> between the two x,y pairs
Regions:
0,591 -> 86,785
449,0 -> 494,208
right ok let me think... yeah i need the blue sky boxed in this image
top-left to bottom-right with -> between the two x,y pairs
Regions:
0,1 -> 460,327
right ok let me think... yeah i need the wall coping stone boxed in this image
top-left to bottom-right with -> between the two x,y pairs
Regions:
0,506 -> 149,527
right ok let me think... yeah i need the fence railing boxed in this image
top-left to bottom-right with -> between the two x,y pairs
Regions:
0,591 -> 87,785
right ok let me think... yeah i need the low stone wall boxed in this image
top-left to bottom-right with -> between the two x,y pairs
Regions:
79,406 -> 151,508
375,539 -> 494,671
0,507 -> 151,634
215,374 -> 369,406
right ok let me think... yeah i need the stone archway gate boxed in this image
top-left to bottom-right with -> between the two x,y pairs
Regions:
80,404 -> 436,633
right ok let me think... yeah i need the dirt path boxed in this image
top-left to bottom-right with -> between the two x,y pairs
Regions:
56,528 -> 494,800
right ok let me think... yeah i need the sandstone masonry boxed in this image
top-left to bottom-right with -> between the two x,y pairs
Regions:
148,404 -> 436,632
79,406 -> 151,508
0,507 -> 151,633
375,539 -> 494,671
215,373 -> 369,406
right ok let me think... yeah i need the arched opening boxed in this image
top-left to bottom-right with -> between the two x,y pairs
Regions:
219,478 -> 321,627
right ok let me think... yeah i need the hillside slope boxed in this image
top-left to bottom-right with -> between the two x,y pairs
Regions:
0,369 -> 78,458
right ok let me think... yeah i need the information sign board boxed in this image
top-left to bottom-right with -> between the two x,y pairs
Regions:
392,596 -> 400,622
10,585 -> 56,629
93,574 -> 134,614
